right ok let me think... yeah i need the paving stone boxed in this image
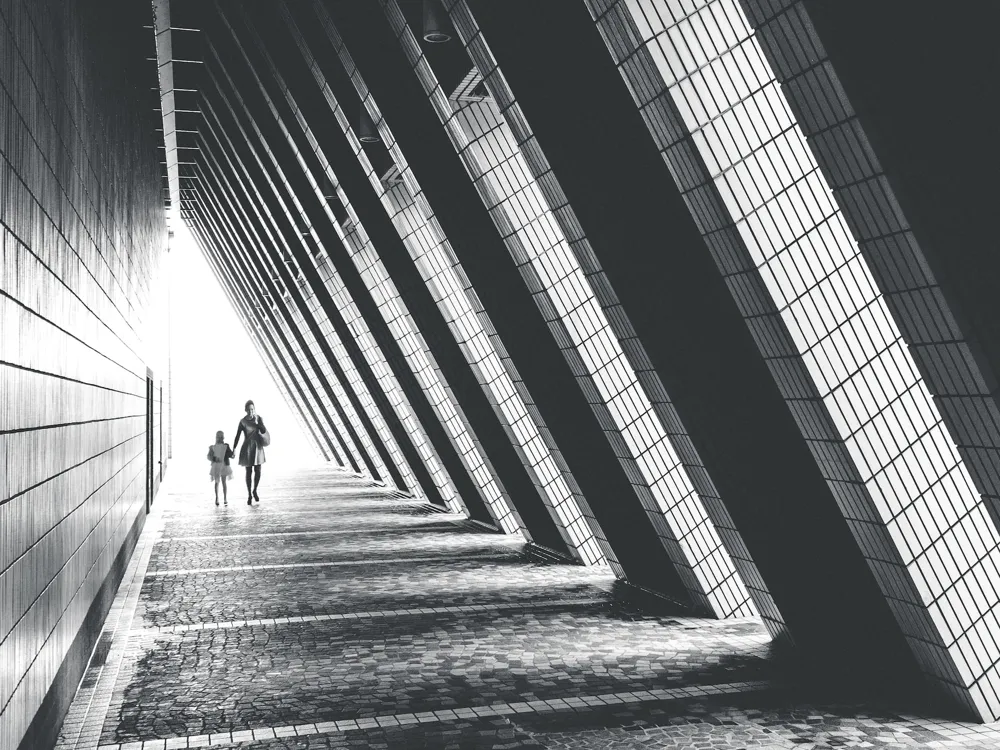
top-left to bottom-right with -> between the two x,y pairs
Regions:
65,469 -> 1000,750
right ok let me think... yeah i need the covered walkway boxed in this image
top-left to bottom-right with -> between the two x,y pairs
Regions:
53,469 -> 1000,750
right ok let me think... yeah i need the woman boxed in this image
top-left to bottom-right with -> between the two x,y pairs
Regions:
232,399 -> 267,505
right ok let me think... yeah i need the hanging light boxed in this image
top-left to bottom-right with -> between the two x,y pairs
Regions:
422,0 -> 451,43
358,104 -> 380,144
322,175 -> 339,200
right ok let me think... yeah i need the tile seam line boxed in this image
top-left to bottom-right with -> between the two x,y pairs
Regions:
0,433 -> 144,508
57,495 -> 167,750
154,526 -> 466,542
143,553 -> 518,576
93,679 -> 778,750
0,358 -> 145,397
156,506 -> 428,518
133,597 -> 611,634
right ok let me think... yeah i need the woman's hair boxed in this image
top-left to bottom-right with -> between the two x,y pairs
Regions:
245,399 -> 255,412
216,430 -> 224,442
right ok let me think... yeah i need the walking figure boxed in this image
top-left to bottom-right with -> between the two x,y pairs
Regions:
232,399 -> 268,506
207,430 -> 235,506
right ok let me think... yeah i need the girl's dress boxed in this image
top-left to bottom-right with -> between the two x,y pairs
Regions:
208,443 -> 234,481
237,415 -> 267,467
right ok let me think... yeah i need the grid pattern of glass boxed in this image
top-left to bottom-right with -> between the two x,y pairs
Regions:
0,0 -> 170,745
217,8 -> 469,514
390,0 -> 774,624
192,153 -> 354,468
204,34 -> 427,500
283,2 -> 613,568
197,97 -> 371,478
589,0 -> 1000,719
189,215 -> 333,463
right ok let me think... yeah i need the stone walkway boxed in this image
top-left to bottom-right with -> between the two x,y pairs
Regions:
54,467 -> 1000,749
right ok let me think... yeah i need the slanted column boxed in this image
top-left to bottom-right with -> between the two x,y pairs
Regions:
202,18 -> 435,501
211,3 -> 473,513
589,0 -> 1000,719
189,201 -> 346,466
196,109 -> 370,477
379,0 -> 775,624
282,1 -> 620,572
272,8 -> 570,553
742,0 -> 1000,541
189,215 -> 336,464
200,65 -> 396,487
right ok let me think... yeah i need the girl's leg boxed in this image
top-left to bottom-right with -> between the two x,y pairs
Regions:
214,479 -> 220,505
246,467 -> 253,504
221,476 -> 228,503
253,465 -> 262,501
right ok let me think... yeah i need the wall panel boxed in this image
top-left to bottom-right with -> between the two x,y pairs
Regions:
0,1 -> 169,747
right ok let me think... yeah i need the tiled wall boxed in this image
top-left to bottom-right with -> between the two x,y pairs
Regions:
588,0 -> 1000,720
0,0 -> 169,747
387,0 -> 777,627
284,0 -> 617,571
202,16 -> 431,500
227,6 -> 514,521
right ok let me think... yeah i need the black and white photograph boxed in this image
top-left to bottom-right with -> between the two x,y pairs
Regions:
2,1 -> 1000,749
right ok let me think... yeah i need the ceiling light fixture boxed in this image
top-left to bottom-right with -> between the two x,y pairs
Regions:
422,0 -> 452,43
358,104 -> 381,144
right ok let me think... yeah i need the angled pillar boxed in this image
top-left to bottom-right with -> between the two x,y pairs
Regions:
189,180 -> 350,467
218,5 -> 533,525
208,4 -> 465,510
247,11 -> 565,550
742,0 -> 1000,529
304,0 -> 754,601
203,21 -> 431,499
195,112 -> 368,476
188,199 -> 345,466
376,0 -> 775,624
281,1 -> 620,572
188,214 -> 336,464
199,70 -> 389,483
589,0 -> 1000,719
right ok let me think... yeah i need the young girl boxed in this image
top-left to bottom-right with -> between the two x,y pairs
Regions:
207,431 -> 235,506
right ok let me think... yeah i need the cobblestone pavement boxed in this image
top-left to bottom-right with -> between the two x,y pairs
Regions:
55,466 -> 1000,749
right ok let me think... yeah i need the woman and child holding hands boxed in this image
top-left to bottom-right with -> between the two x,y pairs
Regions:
208,399 -> 270,506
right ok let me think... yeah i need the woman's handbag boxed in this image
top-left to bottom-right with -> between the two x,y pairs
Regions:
257,420 -> 271,447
